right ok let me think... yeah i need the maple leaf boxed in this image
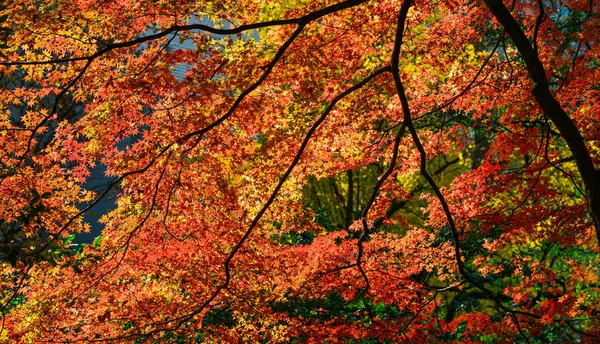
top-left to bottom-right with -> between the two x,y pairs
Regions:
1,0 -> 600,342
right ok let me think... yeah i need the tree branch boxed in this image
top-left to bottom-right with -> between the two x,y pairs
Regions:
483,0 -> 600,243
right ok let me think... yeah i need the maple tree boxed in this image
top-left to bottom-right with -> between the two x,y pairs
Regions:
1,0 -> 600,341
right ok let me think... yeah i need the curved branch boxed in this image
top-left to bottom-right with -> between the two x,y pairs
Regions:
169,66 -> 390,331
390,1 -> 535,341
0,0 -> 369,66
355,120 -> 407,295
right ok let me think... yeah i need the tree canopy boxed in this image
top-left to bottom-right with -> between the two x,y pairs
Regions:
1,0 -> 599,342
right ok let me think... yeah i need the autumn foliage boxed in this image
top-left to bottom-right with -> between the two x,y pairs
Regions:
0,0 -> 599,342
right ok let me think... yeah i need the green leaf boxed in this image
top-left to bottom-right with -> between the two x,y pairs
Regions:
63,234 -> 76,245
93,236 -> 102,249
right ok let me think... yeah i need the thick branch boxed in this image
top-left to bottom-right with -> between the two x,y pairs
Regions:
483,0 -> 600,242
